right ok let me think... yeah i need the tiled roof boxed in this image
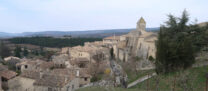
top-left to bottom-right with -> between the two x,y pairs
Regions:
104,36 -> 120,40
0,70 -> 17,80
20,70 -> 40,79
34,74 -> 72,87
39,61 -> 54,70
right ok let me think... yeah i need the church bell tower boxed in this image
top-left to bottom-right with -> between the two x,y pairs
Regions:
136,17 -> 146,34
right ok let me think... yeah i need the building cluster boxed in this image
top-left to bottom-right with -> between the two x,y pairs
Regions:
0,39 -> 111,91
0,17 -> 157,91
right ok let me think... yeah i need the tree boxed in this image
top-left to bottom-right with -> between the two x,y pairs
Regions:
155,10 -> 195,74
44,51 -> 55,61
0,41 -> 11,58
14,46 -> 22,58
110,48 -> 114,59
23,47 -> 29,57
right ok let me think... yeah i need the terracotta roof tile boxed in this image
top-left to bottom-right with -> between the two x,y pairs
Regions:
0,70 -> 17,79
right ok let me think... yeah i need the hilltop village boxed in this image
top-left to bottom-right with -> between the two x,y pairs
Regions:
0,17 -> 158,91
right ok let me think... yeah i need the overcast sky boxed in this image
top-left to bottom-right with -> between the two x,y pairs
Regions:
0,0 -> 207,33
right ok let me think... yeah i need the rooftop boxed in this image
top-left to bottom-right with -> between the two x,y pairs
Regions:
104,36 -> 120,40
0,70 -> 17,80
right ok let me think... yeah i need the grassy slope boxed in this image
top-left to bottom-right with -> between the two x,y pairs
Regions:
76,66 -> 208,91
133,65 -> 208,91
126,69 -> 154,84
76,87 -> 144,91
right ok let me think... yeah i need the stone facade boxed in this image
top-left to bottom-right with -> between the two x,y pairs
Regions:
9,70 -> 80,91
102,17 -> 157,70
34,78 -> 79,91
8,77 -> 35,91
16,59 -> 54,72
111,17 -> 157,62
103,35 -> 120,46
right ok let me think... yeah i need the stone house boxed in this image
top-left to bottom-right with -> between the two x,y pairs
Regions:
16,59 -> 54,72
8,70 -> 38,91
70,58 -> 90,68
103,35 -> 120,47
0,64 -> 7,91
33,74 -> 79,91
3,56 -> 21,70
52,54 -> 70,68
61,45 -> 107,63
0,70 -> 17,90
9,70 -> 80,91
52,68 -> 91,87
78,69 -> 92,87
84,41 -> 104,47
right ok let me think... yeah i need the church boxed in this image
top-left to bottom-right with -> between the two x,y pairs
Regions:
108,17 -> 157,62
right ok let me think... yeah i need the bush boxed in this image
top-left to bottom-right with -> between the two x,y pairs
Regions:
104,68 -> 111,75
91,75 -> 102,82
148,56 -> 154,62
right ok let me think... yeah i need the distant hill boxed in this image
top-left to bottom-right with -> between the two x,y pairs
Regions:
0,28 -> 159,38
0,32 -> 20,38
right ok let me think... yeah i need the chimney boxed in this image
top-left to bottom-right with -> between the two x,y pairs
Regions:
76,70 -> 79,77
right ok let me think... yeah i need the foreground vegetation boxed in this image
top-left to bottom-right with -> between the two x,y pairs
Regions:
156,10 -> 208,74
133,65 -> 208,91
76,65 -> 208,91
76,86 -> 143,91
8,37 -> 102,48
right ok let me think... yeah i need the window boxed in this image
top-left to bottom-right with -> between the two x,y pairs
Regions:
79,63 -> 85,68
84,78 -> 88,81
17,67 -> 21,70
25,65 -> 28,69
48,87 -> 52,91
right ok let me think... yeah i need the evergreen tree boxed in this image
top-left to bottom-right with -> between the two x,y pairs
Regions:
14,46 -> 22,58
110,48 -> 114,59
155,10 -> 195,74
40,46 -> 45,56
34,50 -> 39,56
23,47 -> 29,57
0,41 -> 11,58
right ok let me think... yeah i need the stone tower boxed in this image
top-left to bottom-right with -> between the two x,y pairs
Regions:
137,17 -> 146,34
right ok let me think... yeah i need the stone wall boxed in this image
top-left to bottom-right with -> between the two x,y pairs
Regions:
8,77 -> 35,91
70,51 -> 91,61
34,78 -> 79,91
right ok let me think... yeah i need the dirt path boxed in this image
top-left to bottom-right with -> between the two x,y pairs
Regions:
127,72 -> 157,88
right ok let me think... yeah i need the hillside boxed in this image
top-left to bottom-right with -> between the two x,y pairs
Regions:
132,65 -> 208,91
76,65 -> 208,91
0,28 -> 159,38
7,37 -> 102,48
